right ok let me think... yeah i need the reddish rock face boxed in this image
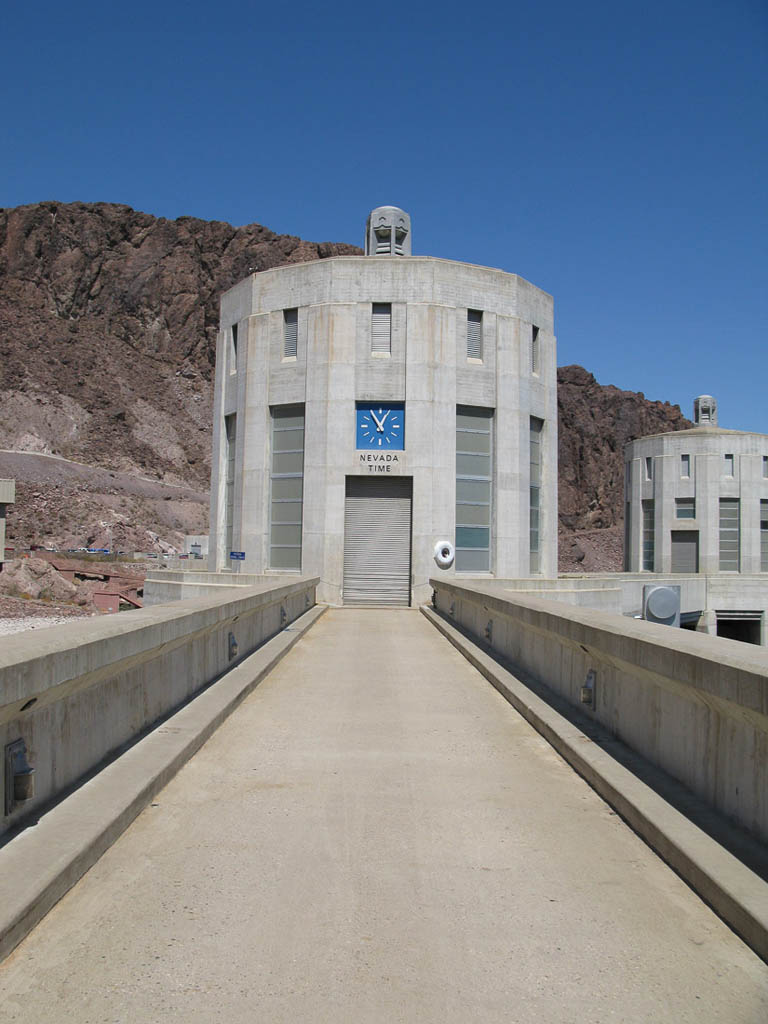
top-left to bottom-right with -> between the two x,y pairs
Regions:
557,364 -> 691,535
0,201 -> 360,489
0,202 -> 691,564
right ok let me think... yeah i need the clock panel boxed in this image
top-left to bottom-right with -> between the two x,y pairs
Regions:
356,402 -> 405,450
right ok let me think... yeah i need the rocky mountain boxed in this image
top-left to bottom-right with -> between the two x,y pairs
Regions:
0,449 -> 208,555
557,365 -> 692,570
0,201 -> 359,488
0,202 -> 691,565
557,364 -> 691,531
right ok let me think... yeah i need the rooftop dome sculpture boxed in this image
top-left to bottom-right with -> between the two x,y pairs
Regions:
693,395 -> 718,427
365,206 -> 412,256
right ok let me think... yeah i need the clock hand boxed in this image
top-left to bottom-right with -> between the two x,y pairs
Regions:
370,410 -> 384,432
379,410 -> 390,427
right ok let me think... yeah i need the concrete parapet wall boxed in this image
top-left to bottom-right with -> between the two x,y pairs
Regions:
430,578 -> 768,843
157,557 -> 209,573
465,573 -> 767,644
142,571 -> 280,606
0,577 -> 318,837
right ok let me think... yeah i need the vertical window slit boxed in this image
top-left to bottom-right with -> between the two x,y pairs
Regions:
455,406 -> 493,572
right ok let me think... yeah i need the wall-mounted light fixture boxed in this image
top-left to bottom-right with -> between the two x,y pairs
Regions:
4,739 -> 35,816
580,669 -> 596,709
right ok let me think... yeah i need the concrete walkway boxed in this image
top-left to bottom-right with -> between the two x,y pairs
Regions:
1,609 -> 767,1022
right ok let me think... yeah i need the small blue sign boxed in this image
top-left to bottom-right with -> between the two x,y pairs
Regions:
230,551 -> 246,561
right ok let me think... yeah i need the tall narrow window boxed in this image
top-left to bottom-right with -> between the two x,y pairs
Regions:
455,407 -> 492,572
283,308 -> 298,358
270,406 -> 305,570
763,456 -> 768,479
531,325 -> 540,374
724,453 -> 734,476
229,323 -> 238,375
529,417 -> 543,572
642,499 -> 655,570
761,500 -> 768,572
467,309 -> 483,360
224,414 -> 236,554
681,454 -> 690,478
719,498 -> 740,571
371,303 -> 392,354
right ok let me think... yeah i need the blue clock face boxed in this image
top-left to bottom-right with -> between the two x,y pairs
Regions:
356,402 -> 405,450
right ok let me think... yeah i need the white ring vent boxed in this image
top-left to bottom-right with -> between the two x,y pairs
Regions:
433,540 -> 455,569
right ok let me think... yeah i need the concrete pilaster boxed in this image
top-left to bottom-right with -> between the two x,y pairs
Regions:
239,314 -> 271,574
495,316 -> 524,577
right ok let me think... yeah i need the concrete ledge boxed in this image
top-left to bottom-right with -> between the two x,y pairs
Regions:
0,604 -> 326,964
422,605 -> 768,963
143,571 -> 281,606
1,578 -> 318,833
429,578 -> 768,843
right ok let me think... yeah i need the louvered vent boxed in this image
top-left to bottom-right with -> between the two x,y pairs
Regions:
283,308 -> 298,358
371,303 -> 392,354
467,309 -> 483,360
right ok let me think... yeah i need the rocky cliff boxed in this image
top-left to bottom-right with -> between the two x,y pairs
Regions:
0,202 -> 690,563
0,201 -> 359,487
557,365 -> 691,570
557,364 -> 691,530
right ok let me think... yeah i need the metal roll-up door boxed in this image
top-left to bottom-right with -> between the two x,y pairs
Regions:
671,531 -> 699,573
343,476 -> 412,606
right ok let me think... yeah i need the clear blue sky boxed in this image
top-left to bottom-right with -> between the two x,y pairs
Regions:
3,0 -> 766,431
